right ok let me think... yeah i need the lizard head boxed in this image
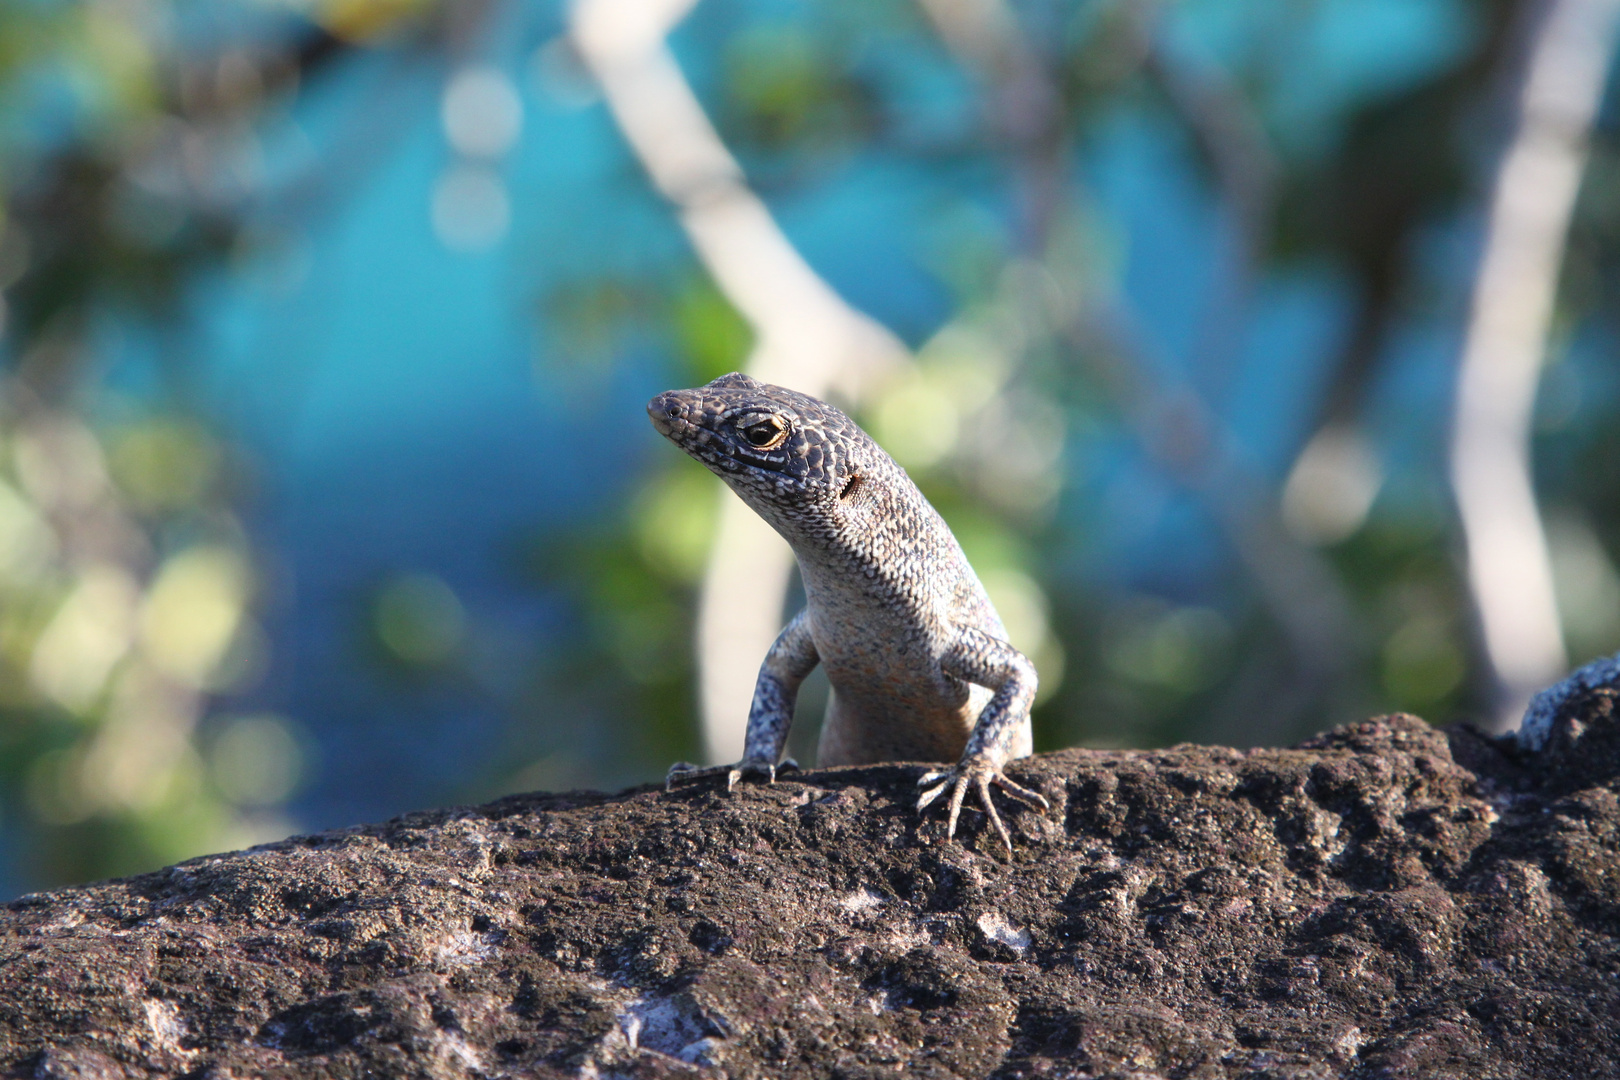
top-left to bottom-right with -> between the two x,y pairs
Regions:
648,373 -> 880,526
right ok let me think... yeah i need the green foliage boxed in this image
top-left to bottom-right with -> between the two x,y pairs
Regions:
7,0 -> 1620,899
674,278 -> 753,384
723,23 -> 870,155
0,2 -> 317,892
0,412 -> 300,889
368,572 -> 468,673
540,279 -> 664,369
504,465 -> 717,792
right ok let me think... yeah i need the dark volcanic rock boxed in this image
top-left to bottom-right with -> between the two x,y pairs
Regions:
4,700 -> 1620,1078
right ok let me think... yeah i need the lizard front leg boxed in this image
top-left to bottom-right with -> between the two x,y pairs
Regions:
667,608 -> 819,791
917,626 -> 1050,853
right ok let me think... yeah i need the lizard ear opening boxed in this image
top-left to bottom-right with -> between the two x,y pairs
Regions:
839,474 -> 862,501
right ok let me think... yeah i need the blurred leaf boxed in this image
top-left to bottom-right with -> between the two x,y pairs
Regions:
370,572 -> 466,670
207,714 -> 305,807
540,278 -> 662,367
109,419 -> 223,516
632,466 -> 719,584
673,277 -> 753,384
312,0 -> 435,44
720,21 -> 875,171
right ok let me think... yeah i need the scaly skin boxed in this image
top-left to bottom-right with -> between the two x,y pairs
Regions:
648,373 -> 1049,852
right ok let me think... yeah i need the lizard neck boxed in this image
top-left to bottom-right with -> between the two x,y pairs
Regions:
788,465 -> 959,614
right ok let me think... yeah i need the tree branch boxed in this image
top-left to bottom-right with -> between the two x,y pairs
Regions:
569,0 -> 908,763
1451,0 -> 1620,729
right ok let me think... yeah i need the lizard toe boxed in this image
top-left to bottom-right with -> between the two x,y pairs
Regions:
976,774 -> 1014,855
916,758 -> 1046,853
726,758 -> 778,790
992,772 -> 1050,811
916,778 -> 950,811
945,770 -> 972,839
666,758 -> 778,793
665,760 -> 730,790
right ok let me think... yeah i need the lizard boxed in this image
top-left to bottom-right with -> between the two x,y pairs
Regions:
647,372 -> 1049,852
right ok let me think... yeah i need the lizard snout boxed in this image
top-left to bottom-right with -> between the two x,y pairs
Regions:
647,392 -> 685,437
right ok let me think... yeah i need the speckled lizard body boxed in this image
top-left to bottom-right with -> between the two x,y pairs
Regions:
649,373 -> 1048,851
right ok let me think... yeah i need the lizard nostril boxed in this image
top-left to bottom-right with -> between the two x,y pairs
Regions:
648,394 -> 683,435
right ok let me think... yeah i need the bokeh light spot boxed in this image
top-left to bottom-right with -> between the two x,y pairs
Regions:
872,375 -> 960,469
1283,424 -> 1382,545
13,422 -> 108,512
431,164 -> 510,252
1381,617 -> 1466,705
209,714 -> 304,807
442,66 -> 524,158
374,573 -> 466,666
633,468 -> 719,584
139,547 -> 253,689
0,478 -> 56,584
110,420 -> 222,515
30,565 -> 140,712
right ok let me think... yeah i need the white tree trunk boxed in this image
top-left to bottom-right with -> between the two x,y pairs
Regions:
1452,0 -> 1620,730
571,0 -> 907,762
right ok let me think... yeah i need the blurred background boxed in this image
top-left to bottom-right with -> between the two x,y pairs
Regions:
2,0 -> 1619,897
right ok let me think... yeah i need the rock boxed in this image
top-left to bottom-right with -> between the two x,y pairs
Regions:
2,702 -> 1618,1079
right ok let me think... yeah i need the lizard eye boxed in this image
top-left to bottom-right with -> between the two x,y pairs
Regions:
740,417 -> 787,450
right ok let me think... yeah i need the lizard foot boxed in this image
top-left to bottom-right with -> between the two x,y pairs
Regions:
916,758 -> 1049,854
666,757 -> 799,793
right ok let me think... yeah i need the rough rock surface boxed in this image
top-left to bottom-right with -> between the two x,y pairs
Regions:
4,696 -> 1620,1079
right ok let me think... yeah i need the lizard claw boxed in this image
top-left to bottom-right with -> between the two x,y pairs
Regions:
916,758 -> 1050,854
666,758 -> 783,792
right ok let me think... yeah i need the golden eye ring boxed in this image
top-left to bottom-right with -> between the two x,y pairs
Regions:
741,417 -> 788,450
